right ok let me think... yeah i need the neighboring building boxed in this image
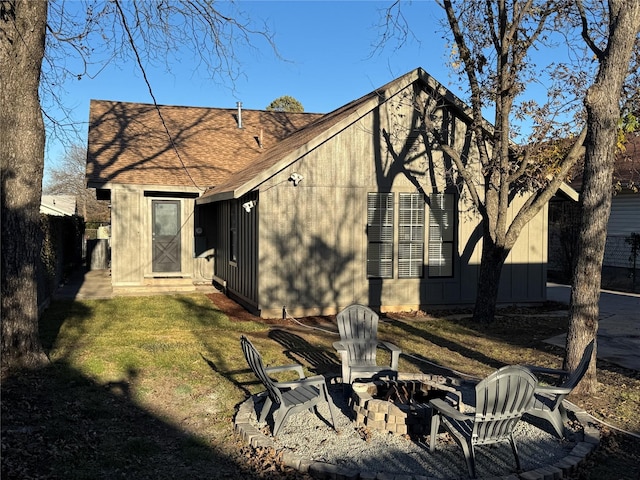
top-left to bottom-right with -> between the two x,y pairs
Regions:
548,133 -> 640,290
87,67 -> 554,316
40,195 -> 77,216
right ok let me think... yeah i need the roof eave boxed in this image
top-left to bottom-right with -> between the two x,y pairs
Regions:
200,68 -> 426,203
558,181 -> 580,202
196,190 -> 236,205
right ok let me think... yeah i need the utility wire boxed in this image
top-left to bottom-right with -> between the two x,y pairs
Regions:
113,0 -> 204,191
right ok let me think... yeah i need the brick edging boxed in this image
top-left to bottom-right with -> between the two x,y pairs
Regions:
234,395 -> 599,480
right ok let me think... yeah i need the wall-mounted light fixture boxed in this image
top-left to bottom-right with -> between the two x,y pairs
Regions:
242,200 -> 256,213
289,172 -> 303,186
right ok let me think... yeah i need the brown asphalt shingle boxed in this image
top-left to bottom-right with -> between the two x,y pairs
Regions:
86,100 -> 322,190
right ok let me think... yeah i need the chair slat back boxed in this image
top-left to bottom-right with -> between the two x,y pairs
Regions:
563,340 -> 595,390
473,365 -> 537,444
345,341 -> 379,366
337,304 -> 379,341
240,335 -> 281,404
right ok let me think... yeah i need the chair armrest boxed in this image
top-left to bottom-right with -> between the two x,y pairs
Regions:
333,341 -> 346,352
534,384 -> 573,396
378,341 -> 401,371
378,341 -> 402,353
429,398 -> 469,421
274,375 -> 327,389
264,364 -> 305,379
525,365 -> 570,379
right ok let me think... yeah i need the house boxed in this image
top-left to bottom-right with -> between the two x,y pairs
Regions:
87,67 -> 552,316
548,133 -> 640,290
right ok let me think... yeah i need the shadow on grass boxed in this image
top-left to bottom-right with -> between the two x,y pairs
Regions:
39,299 -> 94,356
0,362 -> 262,480
382,315 -> 508,373
268,329 -> 341,376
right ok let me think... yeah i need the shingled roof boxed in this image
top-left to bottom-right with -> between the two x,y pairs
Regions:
86,100 -> 322,190
87,68 -> 475,199
563,133 -> 640,193
197,67 -> 467,204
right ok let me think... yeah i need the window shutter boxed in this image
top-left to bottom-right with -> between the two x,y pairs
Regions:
428,193 -> 454,277
367,193 -> 394,278
398,193 -> 424,278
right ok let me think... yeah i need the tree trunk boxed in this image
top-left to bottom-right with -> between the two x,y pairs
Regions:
1,0 -> 49,370
566,0 -> 640,395
472,230 -> 510,323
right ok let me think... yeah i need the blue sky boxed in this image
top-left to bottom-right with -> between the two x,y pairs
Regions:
44,1 -> 458,179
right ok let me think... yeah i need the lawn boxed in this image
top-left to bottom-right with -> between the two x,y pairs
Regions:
1,293 -> 638,479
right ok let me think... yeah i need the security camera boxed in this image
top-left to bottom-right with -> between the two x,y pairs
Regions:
242,200 -> 256,212
289,173 -> 303,186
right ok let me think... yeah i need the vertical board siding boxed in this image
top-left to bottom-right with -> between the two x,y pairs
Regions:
214,194 -> 258,309
111,188 -> 142,285
229,81 -> 548,316
112,187 -> 207,287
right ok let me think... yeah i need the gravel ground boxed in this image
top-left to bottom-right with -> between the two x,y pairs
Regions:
249,384 -> 578,479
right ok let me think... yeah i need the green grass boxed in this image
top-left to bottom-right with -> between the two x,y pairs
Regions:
1,294 -> 638,479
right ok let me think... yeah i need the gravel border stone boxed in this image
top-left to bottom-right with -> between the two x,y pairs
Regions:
235,382 -> 599,480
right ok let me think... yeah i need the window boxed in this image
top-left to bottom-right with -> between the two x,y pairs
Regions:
367,193 -> 393,278
398,193 -> 424,278
230,201 -> 238,263
428,193 -> 455,277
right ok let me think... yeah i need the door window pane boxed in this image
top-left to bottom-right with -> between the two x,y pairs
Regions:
154,202 -> 179,236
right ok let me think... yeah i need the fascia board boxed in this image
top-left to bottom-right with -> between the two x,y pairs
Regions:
87,180 -> 202,194
196,190 -> 235,205
558,181 -> 580,202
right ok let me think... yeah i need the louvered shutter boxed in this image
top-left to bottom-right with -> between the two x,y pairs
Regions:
428,193 -> 454,277
398,193 -> 424,278
367,193 -> 394,278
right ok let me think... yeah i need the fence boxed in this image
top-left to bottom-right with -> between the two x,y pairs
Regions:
603,234 -> 638,268
37,214 -> 84,311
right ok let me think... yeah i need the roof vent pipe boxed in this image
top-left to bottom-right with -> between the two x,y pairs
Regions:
236,101 -> 243,129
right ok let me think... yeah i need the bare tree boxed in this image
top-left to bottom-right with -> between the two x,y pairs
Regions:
423,0 -> 588,323
566,0 -> 640,394
381,1 -> 638,333
44,144 -> 110,223
380,0 -> 639,393
1,0 -> 275,369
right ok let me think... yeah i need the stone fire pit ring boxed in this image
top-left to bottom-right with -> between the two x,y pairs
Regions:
349,374 -> 463,437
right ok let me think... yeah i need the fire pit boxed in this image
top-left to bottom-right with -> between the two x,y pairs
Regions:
349,374 -> 462,437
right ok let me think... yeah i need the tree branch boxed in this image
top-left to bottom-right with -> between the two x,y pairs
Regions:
576,0 -> 604,59
113,0 -> 203,190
